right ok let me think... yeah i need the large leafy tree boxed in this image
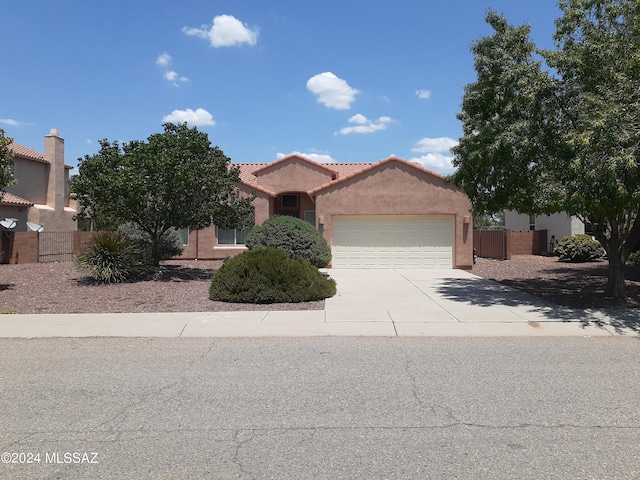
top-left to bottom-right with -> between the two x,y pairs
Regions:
70,123 -> 254,265
451,0 -> 640,298
0,129 -> 16,200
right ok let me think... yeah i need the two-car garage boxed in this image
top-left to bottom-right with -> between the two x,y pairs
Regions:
305,156 -> 473,270
331,215 -> 454,268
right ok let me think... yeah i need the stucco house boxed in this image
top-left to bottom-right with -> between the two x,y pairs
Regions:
504,211 -> 585,250
181,154 -> 473,269
1,128 -> 77,232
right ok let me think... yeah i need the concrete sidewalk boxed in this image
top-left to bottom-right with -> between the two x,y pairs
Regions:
0,269 -> 637,338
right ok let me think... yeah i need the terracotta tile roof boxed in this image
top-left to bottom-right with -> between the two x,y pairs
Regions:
307,156 -> 445,196
325,162 -> 373,177
234,161 -> 374,187
235,163 -> 266,184
0,192 -> 34,207
8,142 -> 74,169
8,142 -> 46,162
233,156 -> 444,197
251,154 -> 339,178
234,163 -> 276,196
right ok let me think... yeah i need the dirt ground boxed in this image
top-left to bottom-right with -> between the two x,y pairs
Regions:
0,260 -> 324,314
472,255 -> 640,309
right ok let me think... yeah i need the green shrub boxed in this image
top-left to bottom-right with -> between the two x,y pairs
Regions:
209,248 -> 336,303
628,251 -> 640,265
119,223 -> 184,262
245,215 -> 331,268
75,231 -> 148,283
553,234 -> 605,262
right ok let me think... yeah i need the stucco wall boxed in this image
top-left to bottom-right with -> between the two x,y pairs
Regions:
505,210 -> 585,249
28,205 -> 77,232
179,187 -> 270,260
314,162 -> 473,268
256,159 -> 334,193
8,158 -> 48,205
0,206 -> 29,232
535,212 -> 584,247
504,210 -> 531,231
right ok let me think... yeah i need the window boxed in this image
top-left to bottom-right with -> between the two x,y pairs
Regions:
218,227 -> 252,245
176,228 -> 189,246
529,214 -> 536,231
304,210 -> 316,226
282,194 -> 298,209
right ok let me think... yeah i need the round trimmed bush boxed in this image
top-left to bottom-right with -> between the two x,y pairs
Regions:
553,234 -> 605,262
245,215 -> 331,268
209,248 -> 336,303
75,231 -> 148,283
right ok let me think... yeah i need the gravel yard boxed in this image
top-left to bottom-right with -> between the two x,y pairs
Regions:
472,255 -> 640,309
0,260 -> 324,314
1,255 -> 639,314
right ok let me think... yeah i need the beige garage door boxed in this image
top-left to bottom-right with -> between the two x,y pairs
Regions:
331,215 -> 454,268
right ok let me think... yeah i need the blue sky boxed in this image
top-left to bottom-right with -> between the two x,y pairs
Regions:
1,0 -> 561,175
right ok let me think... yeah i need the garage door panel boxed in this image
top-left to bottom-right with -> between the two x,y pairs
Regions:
332,215 -> 453,269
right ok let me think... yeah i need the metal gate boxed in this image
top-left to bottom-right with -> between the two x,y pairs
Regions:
38,232 -> 74,263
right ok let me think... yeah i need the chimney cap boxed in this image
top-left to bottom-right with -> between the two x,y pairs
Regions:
47,128 -> 60,136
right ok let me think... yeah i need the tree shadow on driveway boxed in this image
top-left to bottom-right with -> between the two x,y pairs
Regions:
434,276 -> 640,336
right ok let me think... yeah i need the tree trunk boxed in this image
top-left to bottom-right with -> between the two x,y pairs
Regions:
151,235 -> 160,267
604,252 -> 626,298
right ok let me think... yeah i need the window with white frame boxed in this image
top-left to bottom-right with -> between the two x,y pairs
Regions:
218,227 -> 252,245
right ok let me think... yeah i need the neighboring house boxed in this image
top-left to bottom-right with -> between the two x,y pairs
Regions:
504,210 -> 585,250
1,128 -> 77,232
181,154 -> 473,269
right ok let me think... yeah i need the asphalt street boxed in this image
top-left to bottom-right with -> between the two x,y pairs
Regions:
1,337 -> 639,479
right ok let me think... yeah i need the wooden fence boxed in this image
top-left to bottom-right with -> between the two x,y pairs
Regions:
474,229 -> 548,260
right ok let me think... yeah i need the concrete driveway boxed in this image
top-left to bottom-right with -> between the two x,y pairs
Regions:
326,268 -> 554,323
324,269 -> 637,336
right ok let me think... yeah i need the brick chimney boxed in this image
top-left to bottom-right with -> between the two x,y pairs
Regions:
44,128 -> 64,212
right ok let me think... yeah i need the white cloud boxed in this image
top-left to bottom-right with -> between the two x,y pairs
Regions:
416,89 -> 431,100
0,118 -> 24,126
164,70 -> 190,85
348,113 -> 368,125
410,136 -> 458,175
410,153 -> 455,175
162,108 -> 215,126
156,52 -> 172,67
412,137 -> 458,154
182,14 -> 258,47
277,151 -> 336,163
336,114 -> 392,135
156,53 -> 189,87
306,72 -> 360,110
